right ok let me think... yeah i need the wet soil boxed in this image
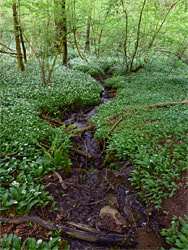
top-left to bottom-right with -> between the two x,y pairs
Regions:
1,73 -> 187,250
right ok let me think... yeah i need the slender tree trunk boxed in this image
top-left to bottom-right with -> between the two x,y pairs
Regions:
85,14 -> 91,52
12,2 -> 25,71
54,0 -> 67,65
62,0 -> 67,65
19,26 -> 27,62
130,0 -> 146,71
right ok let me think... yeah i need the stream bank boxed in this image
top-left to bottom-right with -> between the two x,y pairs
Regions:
42,73 -> 167,249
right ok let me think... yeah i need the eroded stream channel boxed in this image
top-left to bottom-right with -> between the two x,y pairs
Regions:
43,74 -> 167,249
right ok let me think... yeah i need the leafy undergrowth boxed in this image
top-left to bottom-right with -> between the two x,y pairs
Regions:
92,58 -> 188,209
161,215 -> 188,250
69,55 -> 114,76
0,54 -> 188,249
90,57 -> 188,248
0,56 -> 103,248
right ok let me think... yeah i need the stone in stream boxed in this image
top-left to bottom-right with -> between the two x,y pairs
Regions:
97,205 -> 128,234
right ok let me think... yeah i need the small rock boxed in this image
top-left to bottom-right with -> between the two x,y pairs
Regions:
97,206 -> 127,233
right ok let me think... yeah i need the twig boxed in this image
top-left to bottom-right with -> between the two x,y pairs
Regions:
41,114 -> 65,127
0,216 -> 135,244
0,153 -> 20,159
72,148 -> 92,159
73,124 -> 97,135
106,115 -> 123,137
39,143 -> 51,149
53,171 -> 67,190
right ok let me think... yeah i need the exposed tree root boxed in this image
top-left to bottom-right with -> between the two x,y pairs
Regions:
0,216 -> 135,244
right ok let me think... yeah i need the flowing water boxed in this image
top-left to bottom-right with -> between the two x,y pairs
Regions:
58,75 -> 166,250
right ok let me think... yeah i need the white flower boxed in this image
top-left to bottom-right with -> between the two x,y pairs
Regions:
12,181 -> 19,186
34,192 -> 41,196
22,190 -> 26,194
37,239 -> 42,244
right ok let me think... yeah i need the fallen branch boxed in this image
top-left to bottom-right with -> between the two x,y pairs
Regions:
53,171 -> 67,190
106,100 -> 188,122
148,100 -> 188,108
0,216 -> 135,244
73,124 -> 97,135
0,153 -> 20,159
72,148 -> 92,159
41,114 -> 66,127
39,143 -> 51,149
106,115 -> 123,137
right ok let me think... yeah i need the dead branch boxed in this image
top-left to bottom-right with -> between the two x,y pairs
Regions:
106,115 -> 123,137
39,143 -> 51,149
0,154 -> 20,159
148,100 -> 188,109
0,216 -> 135,244
0,41 -> 14,51
0,50 -> 17,56
73,124 -> 97,135
72,148 -> 92,159
53,171 -> 67,190
41,114 -> 66,127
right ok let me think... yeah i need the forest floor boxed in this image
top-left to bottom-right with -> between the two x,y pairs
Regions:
1,73 -> 187,250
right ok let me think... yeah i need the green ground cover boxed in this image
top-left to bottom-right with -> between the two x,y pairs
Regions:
0,54 -> 188,249
92,58 -> 188,209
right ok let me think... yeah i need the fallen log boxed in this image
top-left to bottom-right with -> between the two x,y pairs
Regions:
0,216 -> 136,244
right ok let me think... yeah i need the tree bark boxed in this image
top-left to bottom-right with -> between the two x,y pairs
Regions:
61,0 -> 67,65
85,14 -> 91,52
12,2 -> 25,71
54,0 -> 68,65
19,26 -> 27,62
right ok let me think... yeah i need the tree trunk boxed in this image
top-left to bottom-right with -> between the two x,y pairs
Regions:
61,0 -> 67,65
19,26 -> 27,62
54,0 -> 67,65
85,15 -> 91,52
12,2 -> 25,71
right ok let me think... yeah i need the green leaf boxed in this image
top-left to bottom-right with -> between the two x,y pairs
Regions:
9,187 -> 21,201
26,199 -> 40,213
12,234 -> 21,250
2,192 -> 9,206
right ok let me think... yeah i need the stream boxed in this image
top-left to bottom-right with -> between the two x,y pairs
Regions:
46,74 -> 166,249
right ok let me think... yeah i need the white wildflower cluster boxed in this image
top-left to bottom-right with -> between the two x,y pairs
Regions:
11,181 -> 19,186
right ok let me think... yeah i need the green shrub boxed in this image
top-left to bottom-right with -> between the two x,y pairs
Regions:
161,215 -> 188,250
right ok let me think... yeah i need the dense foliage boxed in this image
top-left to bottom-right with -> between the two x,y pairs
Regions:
0,0 -> 188,248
